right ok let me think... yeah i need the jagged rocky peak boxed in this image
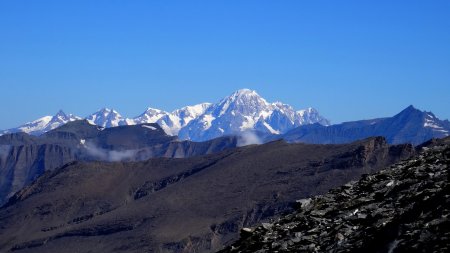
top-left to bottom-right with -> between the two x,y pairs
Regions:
54,109 -> 68,119
50,110 -> 80,123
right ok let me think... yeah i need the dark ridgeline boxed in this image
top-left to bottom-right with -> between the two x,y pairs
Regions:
0,136 -> 414,252
220,137 -> 450,253
0,120 -> 238,205
276,105 -> 450,145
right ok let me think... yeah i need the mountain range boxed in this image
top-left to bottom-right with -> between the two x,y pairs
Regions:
0,89 -> 329,141
2,89 -> 449,146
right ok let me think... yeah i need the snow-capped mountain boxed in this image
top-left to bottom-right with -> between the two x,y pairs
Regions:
0,110 -> 81,136
130,103 -> 212,135
0,89 -> 329,140
178,89 -> 330,141
172,103 -> 213,126
86,108 -> 127,128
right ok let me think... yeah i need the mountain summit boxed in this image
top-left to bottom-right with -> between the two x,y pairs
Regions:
178,89 -> 329,141
0,89 -> 329,140
86,108 -> 127,128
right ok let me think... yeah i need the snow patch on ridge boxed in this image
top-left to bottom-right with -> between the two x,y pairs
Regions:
142,125 -> 157,130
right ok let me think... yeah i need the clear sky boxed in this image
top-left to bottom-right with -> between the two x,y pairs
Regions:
0,1 -> 449,129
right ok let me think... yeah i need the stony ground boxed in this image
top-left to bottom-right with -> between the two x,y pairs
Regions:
220,139 -> 450,253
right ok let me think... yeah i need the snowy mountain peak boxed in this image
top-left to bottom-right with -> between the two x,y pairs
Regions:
97,108 -> 116,114
133,107 -> 169,124
230,88 -> 260,98
213,89 -> 270,118
226,89 -> 266,103
178,89 -> 330,141
0,110 -> 81,136
86,108 -> 125,128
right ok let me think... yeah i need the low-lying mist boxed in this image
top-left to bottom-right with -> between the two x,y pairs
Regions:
237,131 -> 263,147
83,142 -> 139,162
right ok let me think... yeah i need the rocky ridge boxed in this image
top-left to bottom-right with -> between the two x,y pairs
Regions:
278,105 -> 450,145
220,137 -> 450,252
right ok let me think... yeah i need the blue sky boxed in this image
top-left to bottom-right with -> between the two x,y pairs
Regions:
0,1 -> 449,129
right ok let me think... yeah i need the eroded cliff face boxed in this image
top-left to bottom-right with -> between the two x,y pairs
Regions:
220,137 -> 450,253
0,144 -> 77,203
0,137 -> 415,253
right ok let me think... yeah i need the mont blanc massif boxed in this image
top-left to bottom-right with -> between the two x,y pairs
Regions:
0,89 -> 449,253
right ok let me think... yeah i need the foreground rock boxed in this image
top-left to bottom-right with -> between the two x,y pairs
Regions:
220,138 -> 450,252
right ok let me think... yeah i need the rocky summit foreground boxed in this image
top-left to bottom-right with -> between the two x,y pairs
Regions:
220,137 -> 450,252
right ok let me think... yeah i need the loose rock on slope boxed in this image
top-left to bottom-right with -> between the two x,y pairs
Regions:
220,138 -> 450,252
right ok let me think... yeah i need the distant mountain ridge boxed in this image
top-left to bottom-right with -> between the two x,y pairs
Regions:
0,110 -> 81,136
0,89 -> 329,141
277,105 -> 450,145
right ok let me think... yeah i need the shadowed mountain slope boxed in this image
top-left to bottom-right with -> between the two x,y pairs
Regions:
277,106 -> 450,145
0,137 -> 414,252
0,120 -> 238,204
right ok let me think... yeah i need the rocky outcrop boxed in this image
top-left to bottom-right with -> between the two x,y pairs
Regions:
0,144 -> 77,203
220,137 -> 450,252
